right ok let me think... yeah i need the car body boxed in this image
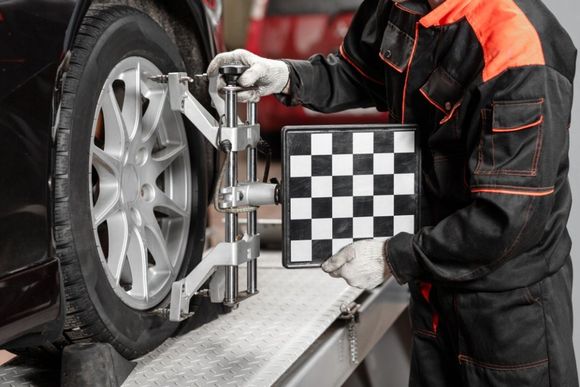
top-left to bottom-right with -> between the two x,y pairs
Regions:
0,0 -> 222,350
245,0 -> 387,132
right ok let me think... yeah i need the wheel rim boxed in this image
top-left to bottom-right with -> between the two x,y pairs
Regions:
90,57 -> 192,310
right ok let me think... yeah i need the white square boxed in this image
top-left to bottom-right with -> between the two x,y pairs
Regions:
394,174 -> 415,195
332,197 -> 353,218
311,176 -> 333,197
332,238 -> 353,255
291,240 -> 312,262
394,215 -> 415,234
353,132 -> 374,154
394,131 -> 415,153
353,217 -> 374,238
311,133 -> 332,155
312,218 -> 333,240
332,154 -> 353,176
290,198 -> 311,219
373,195 -> 394,216
374,153 -> 394,175
290,155 -> 311,177
353,175 -> 374,196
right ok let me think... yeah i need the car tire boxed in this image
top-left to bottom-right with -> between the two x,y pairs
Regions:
51,5 -> 209,359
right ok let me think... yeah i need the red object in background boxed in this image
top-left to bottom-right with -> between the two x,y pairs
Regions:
245,0 -> 387,133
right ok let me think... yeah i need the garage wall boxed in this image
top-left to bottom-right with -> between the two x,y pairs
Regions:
542,0 -> 580,371
223,0 -> 252,49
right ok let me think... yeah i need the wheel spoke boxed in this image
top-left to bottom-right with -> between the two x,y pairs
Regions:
93,184 -> 120,226
142,89 -> 167,142
106,213 -> 129,285
143,210 -> 173,274
100,86 -> 127,149
92,144 -> 120,179
153,188 -> 188,219
150,144 -> 187,178
126,228 -> 148,301
121,64 -> 142,141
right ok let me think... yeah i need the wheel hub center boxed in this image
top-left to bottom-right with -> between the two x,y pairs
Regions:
122,167 -> 140,203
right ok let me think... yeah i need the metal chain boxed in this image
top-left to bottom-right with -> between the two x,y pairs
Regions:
339,302 -> 361,365
347,318 -> 359,365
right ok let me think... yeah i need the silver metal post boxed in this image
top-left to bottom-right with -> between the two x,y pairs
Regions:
224,87 -> 238,306
247,102 -> 258,295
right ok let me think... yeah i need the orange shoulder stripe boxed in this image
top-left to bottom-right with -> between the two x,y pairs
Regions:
420,0 -> 545,81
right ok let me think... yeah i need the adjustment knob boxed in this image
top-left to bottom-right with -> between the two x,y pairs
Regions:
220,64 -> 250,86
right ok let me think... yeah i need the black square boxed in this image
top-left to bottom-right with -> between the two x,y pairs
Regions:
332,131 -> 353,154
353,154 -> 374,175
394,195 -> 416,215
286,133 -> 311,155
374,131 -> 394,153
290,220 -> 312,240
312,197 -> 333,218
333,176 -> 353,196
312,155 -> 332,176
374,216 -> 394,237
312,240 -> 332,260
374,175 -> 394,195
353,196 -> 374,217
333,218 -> 353,238
289,177 -> 311,198
394,153 -> 417,174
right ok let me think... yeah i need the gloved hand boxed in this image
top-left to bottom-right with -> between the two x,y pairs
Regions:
207,49 -> 290,103
321,240 -> 390,289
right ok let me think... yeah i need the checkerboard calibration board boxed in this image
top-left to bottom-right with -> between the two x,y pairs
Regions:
282,125 -> 420,268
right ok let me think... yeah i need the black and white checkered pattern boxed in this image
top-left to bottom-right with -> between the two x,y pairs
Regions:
282,125 -> 419,268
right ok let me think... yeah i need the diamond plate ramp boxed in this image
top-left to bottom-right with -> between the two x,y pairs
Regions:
123,251 -> 362,387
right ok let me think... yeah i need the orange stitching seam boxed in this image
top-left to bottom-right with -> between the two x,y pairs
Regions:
339,44 -> 384,85
470,187 -> 554,196
458,354 -> 549,371
419,87 -> 446,113
379,51 -> 405,73
395,1 -> 427,16
401,23 -> 420,123
492,116 -> 544,133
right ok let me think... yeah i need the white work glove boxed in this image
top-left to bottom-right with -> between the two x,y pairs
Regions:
207,49 -> 290,103
321,240 -> 391,289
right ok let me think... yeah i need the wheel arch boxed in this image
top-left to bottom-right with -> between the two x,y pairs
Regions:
63,0 -> 218,77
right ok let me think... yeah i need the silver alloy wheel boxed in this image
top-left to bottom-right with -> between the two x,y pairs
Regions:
90,57 -> 192,310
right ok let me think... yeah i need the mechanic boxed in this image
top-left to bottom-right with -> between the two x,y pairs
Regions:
208,0 -> 577,385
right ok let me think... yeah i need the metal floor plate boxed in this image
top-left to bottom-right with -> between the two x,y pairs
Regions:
0,252 -> 362,387
0,358 -> 58,387
124,252 -> 362,386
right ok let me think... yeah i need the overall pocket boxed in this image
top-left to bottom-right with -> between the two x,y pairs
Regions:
475,99 -> 544,176
379,20 -> 415,121
456,285 -> 549,385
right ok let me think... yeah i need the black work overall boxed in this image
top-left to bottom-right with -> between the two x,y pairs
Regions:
278,0 -> 579,384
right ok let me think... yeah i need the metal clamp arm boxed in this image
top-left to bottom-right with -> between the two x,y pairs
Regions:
170,234 -> 261,321
167,72 -> 221,149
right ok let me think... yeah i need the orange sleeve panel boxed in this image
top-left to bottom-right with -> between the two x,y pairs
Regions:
420,0 -> 545,81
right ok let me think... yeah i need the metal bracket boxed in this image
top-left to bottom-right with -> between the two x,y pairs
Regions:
219,181 -> 279,209
166,72 -> 222,149
164,65 -> 277,322
170,234 -> 261,321
164,72 -> 261,152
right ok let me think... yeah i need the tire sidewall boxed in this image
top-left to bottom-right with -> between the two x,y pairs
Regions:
63,9 -> 206,353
